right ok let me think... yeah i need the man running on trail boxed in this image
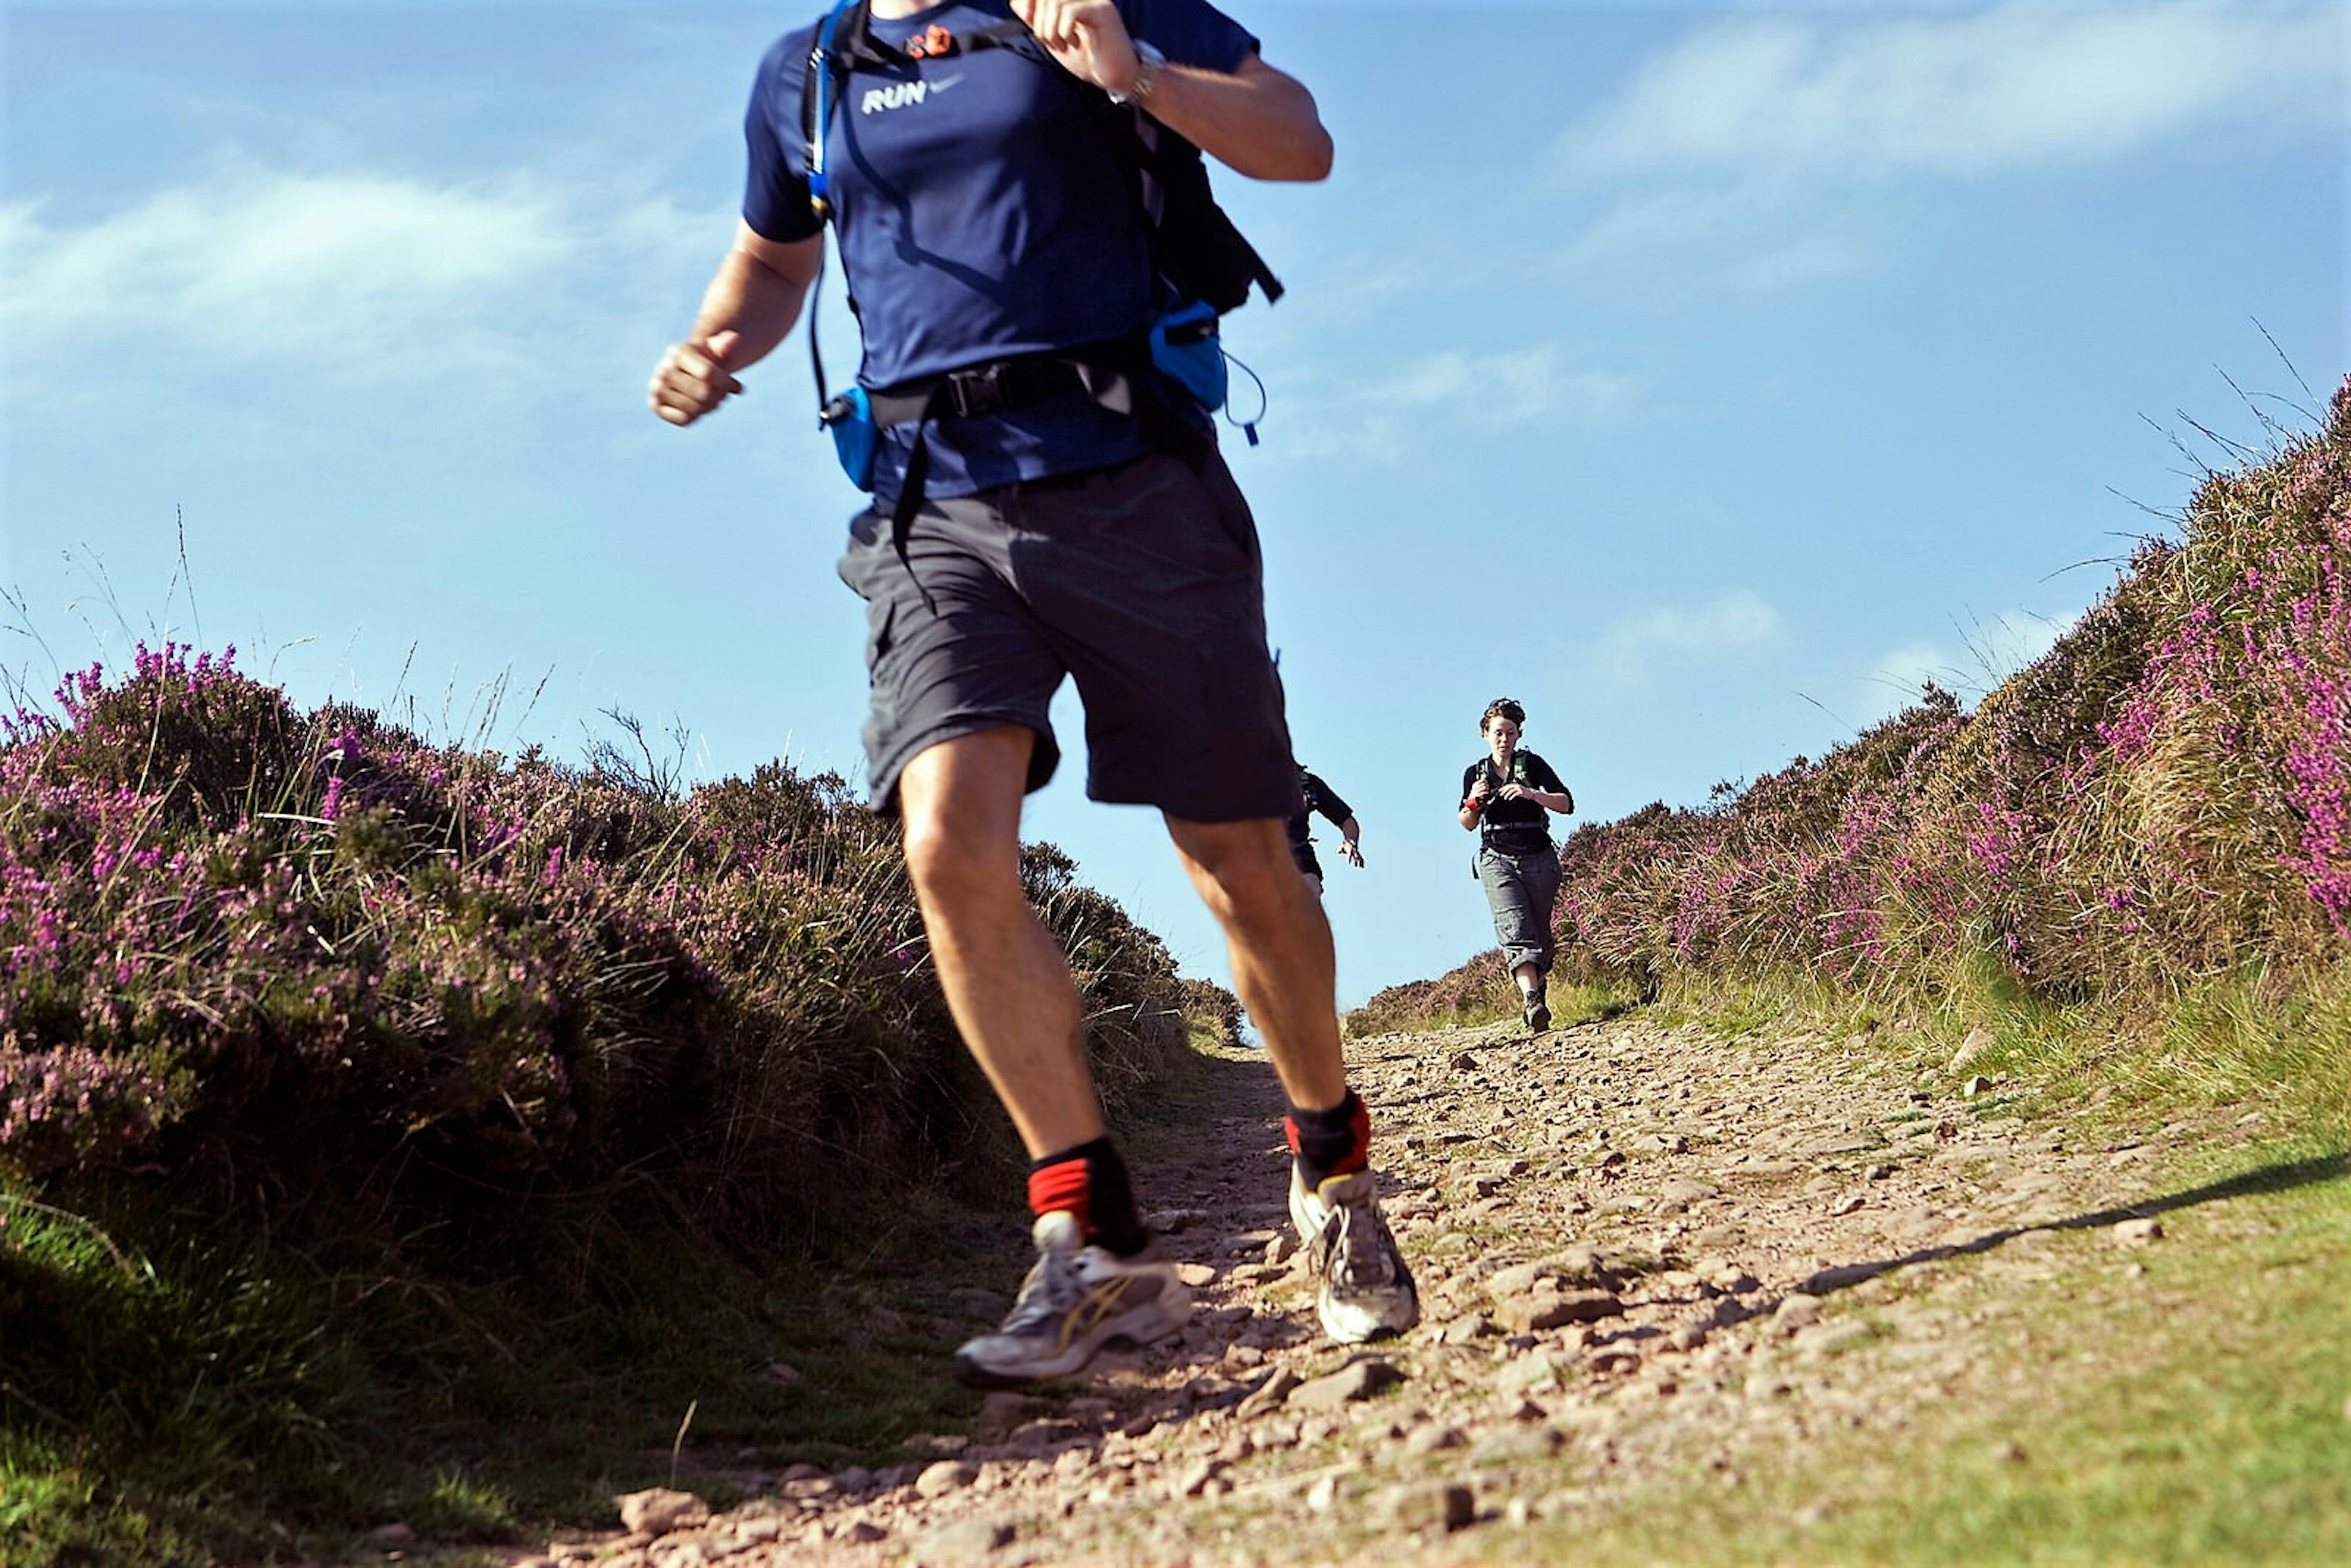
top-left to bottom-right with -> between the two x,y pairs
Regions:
648,0 -> 1416,1386
1288,763 -> 1363,896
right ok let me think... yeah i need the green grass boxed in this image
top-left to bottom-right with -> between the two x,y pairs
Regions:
1513,1133 -> 2351,1566
0,1171 -> 1022,1567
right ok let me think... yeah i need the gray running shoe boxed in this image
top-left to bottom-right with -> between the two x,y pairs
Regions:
1288,1167 -> 1420,1343
1524,998 -> 1551,1032
951,1210 -> 1192,1389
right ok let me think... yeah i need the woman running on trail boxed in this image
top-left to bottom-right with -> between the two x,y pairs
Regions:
1458,697 -> 1575,1032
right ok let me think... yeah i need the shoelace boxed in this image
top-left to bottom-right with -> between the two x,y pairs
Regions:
1316,1192 -> 1397,1289
1000,1245 -> 1087,1332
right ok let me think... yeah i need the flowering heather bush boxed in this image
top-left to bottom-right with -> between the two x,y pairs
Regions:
1382,375 -> 2351,1020
0,645 -> 1201,1241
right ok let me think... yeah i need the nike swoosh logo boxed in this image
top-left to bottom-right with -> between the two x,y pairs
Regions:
926,72 -> 967,92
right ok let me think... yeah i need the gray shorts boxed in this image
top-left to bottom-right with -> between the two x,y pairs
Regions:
837,451 -> 1299,822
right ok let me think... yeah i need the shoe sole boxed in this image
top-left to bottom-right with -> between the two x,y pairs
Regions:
1318,1289 -> 1420,1345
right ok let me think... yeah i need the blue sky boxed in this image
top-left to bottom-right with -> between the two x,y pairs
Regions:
3,1 -> 2344,1008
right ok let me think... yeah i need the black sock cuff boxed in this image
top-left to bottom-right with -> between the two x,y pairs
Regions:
1029,1136 -> 1149,1256
1285,1089 -> 1370,1189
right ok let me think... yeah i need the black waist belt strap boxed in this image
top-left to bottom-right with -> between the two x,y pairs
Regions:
869,342 -> 1212,610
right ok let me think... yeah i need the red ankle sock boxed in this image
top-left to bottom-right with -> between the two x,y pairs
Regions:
1027,1138 -> 1148,1256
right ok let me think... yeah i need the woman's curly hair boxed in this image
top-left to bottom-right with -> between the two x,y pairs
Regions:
1480,697 -> 1526,733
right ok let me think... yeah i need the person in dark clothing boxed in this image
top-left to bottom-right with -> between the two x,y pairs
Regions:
1457,697 -> 1573,1032
650,0 -> 1416,1389
1288,764 -> 1362,895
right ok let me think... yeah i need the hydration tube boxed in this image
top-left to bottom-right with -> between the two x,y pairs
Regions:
808,0 -> 859,218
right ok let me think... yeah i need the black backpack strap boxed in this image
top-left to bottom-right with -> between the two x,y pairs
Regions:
1076,89 -> 1282,314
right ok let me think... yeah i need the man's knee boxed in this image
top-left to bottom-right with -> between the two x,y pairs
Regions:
898,732 -> 1030,909
902,811 -> 1007,909
1169,816 -> 1297,912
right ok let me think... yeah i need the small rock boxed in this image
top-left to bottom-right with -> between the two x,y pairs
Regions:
1504,1289 -> 1623,1334
915,1460 -> 978,1498
367,1523 -> 418,1547
1962,1076 -> 1993,1098
844,1520 -> 888,1544
1404,1424 -> 1466,1457
617,1490 -> 708,1537
1496,1352 -> 1569,1398
1173,1458 -> 1225,1499
1830,1194 -> 1864,1217
912,1517 -> 1013,1561
1264,1232 -> 1300,1266
1307,1473 -> 1340,1512
1772,1294 -> 1824,1331
1144,1207 -> 1208,1233
1992,1440 -> 2028,1464
1486,1261 -> 1555,1297
1291,1357 -> 1405,1411
1658,1177 -> 1720,1204
1440,1313 -> 1491,1346
1236,1365 -> 1302,1420
1450,1051 -> 1479,1071
1384,1482 -> 1475,1533
972,1392 -> 1054,1443
1176,1262 -> 1218,1287
1470,1424 -> 1561,1462
2111,1217 -> 2163,1247
764,1360 -> 804,1386
1949,1026 -> 1993,1070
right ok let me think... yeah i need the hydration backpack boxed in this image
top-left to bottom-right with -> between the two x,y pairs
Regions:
799,0 -> 1283,318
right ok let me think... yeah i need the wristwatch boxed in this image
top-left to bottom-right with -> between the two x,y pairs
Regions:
1111,39 -> 1165,106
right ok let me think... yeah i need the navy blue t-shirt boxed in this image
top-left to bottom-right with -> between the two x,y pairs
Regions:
744,0 -> 1258,501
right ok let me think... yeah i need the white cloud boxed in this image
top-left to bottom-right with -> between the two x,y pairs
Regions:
1588,587 -> 1788,692
1562,2 -> 2344,184
1,169 -> 719,390
1371,346 -> 1621,419
1277,343 -> 1630,462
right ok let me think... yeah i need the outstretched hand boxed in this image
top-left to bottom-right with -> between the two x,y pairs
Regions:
1338,839 -> 1365,869
1010,0 -> 1145,96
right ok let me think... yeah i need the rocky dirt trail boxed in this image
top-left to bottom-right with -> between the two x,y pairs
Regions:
510,1013 -> 2214,1568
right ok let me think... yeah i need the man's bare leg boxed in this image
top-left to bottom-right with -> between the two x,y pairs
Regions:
906,729 -> 1194,1387
897,726 -> 1103,1157
1165,812 -> 1419,1341
1163,814 -> 1345,1110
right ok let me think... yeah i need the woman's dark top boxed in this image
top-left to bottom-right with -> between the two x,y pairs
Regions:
1461,749 -> 1569,855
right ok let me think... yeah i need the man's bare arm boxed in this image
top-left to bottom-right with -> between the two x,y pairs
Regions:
648,222 -> 825,427
1010,0 -> 1332,182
